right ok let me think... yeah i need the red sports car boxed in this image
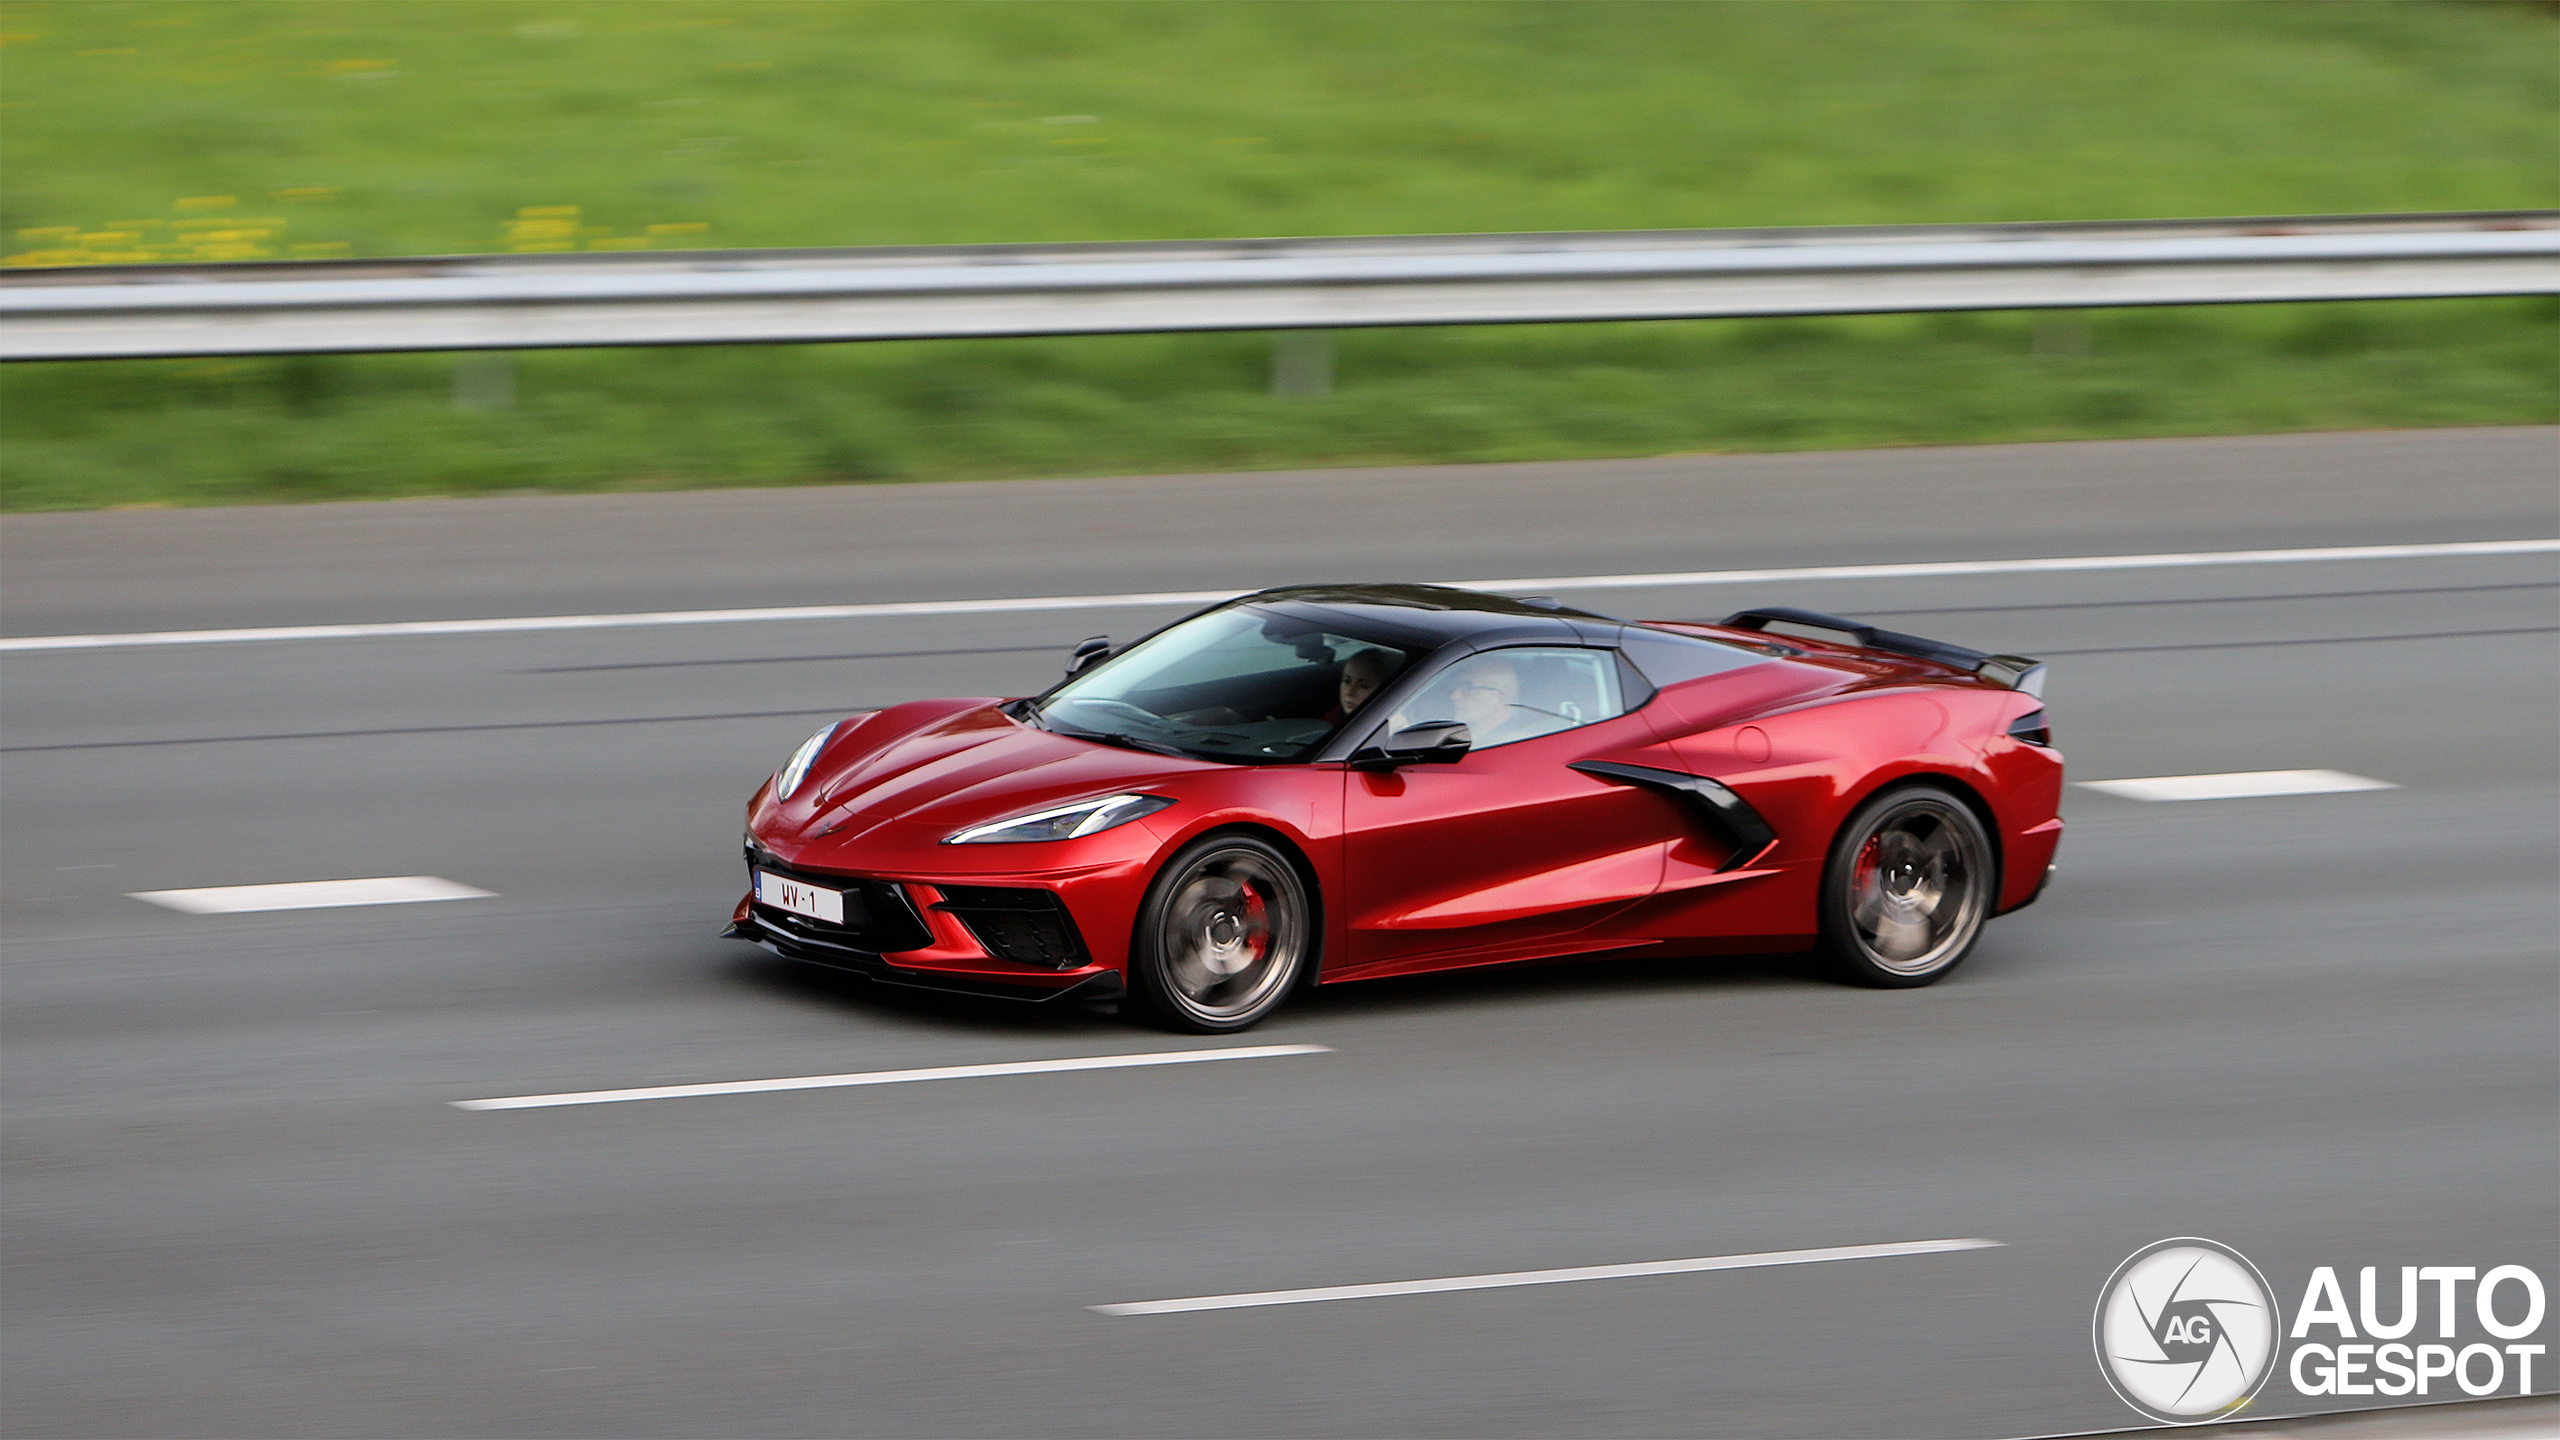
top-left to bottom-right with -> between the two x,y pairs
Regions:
728,585 -> 2061,1032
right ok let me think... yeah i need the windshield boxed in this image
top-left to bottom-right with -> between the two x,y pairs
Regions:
1032,606 -> 1417,763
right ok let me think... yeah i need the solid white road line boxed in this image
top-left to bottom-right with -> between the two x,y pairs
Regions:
451,1043 -> 1334,1111
128,875 -> 496,914
1451,538 -> 2560,595
1090,1237 -> 2006,1317
6,538 -> 2553,652
2076,769 -> 2397,802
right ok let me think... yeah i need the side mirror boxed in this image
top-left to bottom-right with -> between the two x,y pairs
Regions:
1351,721 -> 1472,770
1065,636 -> 1112,677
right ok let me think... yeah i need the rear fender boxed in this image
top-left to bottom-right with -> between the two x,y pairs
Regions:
1658,687 -> 2058,923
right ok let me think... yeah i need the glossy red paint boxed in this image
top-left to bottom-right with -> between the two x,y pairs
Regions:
1337,710 -> 1691,979
731,594 -> 2063,1008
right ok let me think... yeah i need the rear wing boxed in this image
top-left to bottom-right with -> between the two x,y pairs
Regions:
1719,606 -> 2047,698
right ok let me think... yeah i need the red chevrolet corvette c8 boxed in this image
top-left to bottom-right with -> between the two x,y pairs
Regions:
729,584 -> 2062,1031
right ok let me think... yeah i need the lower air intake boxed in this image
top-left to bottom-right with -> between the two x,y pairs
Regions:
933,886 -> 1090,970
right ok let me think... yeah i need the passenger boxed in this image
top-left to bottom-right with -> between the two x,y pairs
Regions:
1323,648 -> 1399,724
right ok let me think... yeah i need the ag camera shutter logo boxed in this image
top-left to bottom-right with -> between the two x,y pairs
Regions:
2094,1238 -> 2281,1423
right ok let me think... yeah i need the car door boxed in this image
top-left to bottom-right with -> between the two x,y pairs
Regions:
1335,644 -> 1688,979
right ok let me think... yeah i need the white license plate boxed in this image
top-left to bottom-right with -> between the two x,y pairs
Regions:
754,869 -> 845,925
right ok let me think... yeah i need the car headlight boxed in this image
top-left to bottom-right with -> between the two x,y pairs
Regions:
945,793 -> 1175,844
772,723 -> 836,802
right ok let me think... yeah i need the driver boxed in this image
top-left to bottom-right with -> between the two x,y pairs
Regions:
1443,655 -> 1525,746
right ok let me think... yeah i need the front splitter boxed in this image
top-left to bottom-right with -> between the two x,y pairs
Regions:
723,918 -> 1124,1005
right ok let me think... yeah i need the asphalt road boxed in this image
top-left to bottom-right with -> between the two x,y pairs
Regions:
3,429 -> 2555,1439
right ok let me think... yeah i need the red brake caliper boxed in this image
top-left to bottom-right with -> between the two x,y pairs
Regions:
1854,834 -> 1883,901
1237,884 -> 1269,962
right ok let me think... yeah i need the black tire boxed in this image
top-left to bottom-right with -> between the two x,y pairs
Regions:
1125,834 -> 1315,1033
1815,783 -> 1996,988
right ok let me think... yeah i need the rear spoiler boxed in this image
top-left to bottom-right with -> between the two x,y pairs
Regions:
1719,606 -> 2047,698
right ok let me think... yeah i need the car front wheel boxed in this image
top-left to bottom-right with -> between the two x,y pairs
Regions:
1126,835 -> 1312,1033
1816,784 -> 1995,988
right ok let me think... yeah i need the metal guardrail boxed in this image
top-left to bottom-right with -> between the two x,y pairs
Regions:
2,212 -> 2553,360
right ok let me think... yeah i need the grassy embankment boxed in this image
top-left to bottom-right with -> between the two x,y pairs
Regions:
1,0 -> 2552,510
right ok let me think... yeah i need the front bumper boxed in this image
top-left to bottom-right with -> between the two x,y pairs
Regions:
727,843 -> 1128,1004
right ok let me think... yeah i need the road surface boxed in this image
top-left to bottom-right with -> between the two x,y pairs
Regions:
4,428 -> 2554,1437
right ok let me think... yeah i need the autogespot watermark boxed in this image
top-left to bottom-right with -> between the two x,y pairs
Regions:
2095,1238 -> 2548,1424
2095,1238 -> 2282,1423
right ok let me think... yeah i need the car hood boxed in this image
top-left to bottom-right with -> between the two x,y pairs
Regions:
774,699 -> 1214,842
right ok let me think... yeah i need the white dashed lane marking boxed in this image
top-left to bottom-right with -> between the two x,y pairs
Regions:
128,876 -> 496,914
5,537 -> 2551,652
452,1044 -> 1334,1111
2076,770 -> 2397,802
1091,1237 -> 2006,1317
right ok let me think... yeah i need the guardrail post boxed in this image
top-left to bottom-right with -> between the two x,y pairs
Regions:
2032,311 -> 2092,358
453,352 -> 515,411
1270,330 -> 1333,397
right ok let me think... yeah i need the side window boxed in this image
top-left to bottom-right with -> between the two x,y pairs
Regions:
1390,647 -> 1629,749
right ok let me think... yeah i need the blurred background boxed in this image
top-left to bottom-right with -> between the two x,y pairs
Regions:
3,6 -> 2555,1439
0,0 -> 2551,509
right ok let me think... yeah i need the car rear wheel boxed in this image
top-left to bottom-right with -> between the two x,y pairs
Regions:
1816,784 -> 1995,988
1127,835 -> 1312,1033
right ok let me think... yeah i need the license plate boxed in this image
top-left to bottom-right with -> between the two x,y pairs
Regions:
755,869 -> 846,925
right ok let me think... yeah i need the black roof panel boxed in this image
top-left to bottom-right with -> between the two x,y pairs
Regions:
1238,584 -> 1607,649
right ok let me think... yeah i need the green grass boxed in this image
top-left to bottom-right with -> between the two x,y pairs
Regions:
1,1 -> 2553,509
6,300 -> 2549,511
